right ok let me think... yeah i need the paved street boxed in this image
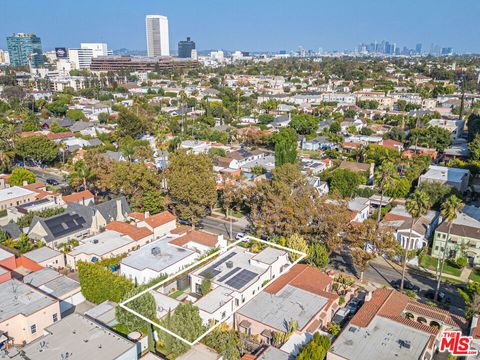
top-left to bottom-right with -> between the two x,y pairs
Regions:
202,216 -> 247,240
25,166 -> 68,185
330,251 -> 465,314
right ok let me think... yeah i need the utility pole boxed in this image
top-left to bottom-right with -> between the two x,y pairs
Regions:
229,208 -> 233,240
459,72 -> 466,120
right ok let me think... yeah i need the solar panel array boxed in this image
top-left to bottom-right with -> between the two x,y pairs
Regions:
44,213 -> 87,238
225,269 -> 258,290
218,267 -> 241,282
199,252 -> 237,278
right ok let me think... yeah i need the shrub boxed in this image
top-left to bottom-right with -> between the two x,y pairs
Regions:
457,257 -> 468,268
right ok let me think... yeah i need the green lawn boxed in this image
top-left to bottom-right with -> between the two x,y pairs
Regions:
170,290 -> 184,299
470,268 -> 480,283
111,323 -> 131,336
419,254 -> 462,277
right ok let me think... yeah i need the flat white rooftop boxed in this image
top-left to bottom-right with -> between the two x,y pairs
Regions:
0,186 -> 35,203
69,230 -> 133,257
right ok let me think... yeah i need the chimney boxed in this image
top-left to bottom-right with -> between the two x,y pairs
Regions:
145,211 -> 150,219
116,199 -> 122,220
364,290 -> 373,302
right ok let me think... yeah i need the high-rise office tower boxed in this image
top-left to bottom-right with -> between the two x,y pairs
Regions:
415,43 -> 423,55
146,15 -> 170,57
6,33 -> 44,67
178,37 -> 196,58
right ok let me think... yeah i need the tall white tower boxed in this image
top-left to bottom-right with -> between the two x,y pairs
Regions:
146,15 -> 170,57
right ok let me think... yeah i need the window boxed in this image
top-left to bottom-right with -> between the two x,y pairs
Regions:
53,313 -> 58,322
31,324 -> 37,334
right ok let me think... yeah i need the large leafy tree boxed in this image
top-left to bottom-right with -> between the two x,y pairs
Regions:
435,195 -> 463,300
14,136 -> 59,164
330,168 -> 364,198
289,113 -> 319,135
273,128 -> 297,166
248,164 -> 317,238
117,110 -> 146,138
8,167 -> 35,186
349,219 -> 397,281
165,149 -> 217,227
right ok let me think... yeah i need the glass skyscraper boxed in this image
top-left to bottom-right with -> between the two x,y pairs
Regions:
178,37 -> 196,58
6,33 -> 44,68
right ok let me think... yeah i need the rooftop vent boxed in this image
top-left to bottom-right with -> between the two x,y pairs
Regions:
226,260 -> 233,269
93,239 -> 99,244
151,247 -> 161,256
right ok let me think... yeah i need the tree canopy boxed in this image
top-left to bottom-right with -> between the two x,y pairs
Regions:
165,149 -> 217,226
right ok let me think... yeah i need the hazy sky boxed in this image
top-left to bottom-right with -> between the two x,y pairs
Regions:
1,0 -> 479,53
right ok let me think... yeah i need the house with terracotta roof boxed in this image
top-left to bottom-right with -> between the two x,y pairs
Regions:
327,288 -> 466,360
129,211 -> 176,239
106,221 -> 153,247
235,264 -> 340,345
381,139 -> 404,152
338,161 -> 374,184
62,190 -> 94,206
168,228 -> 227,253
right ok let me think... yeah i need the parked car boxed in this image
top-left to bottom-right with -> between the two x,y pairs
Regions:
235,232 -> 246,240
346,298 -> 363,314
332,307 -> 351,326
178,218 -> 204,229
424,289 -> 448,302
46,178 -> 59,186
391,279 -> 420,292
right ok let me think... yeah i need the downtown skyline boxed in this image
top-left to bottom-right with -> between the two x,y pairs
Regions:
0,0 -> 479,54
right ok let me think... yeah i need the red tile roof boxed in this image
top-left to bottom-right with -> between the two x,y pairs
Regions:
106,221 -> 152,241
47,131 -> 74,140
63,190 -> 94,204
169,229 -> 218,248
265,264 -> 335,298
170,225 -> 192,235
144,211 -> 176,228
128,212 -> 146,221
383,212 -> 410,222
350,288 -> 467,333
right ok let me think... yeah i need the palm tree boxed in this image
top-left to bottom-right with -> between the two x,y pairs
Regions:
375,162 -> 396,224
401,190 -> 430,290
435,195 -> 463,301
76,161 -> 91,190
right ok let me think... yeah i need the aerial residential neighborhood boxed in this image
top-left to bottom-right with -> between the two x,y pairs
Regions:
0,1 -> 480,359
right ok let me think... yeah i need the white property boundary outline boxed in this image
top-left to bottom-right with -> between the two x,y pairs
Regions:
119,235 -> 307,346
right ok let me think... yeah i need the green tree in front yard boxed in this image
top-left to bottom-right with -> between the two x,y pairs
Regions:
8,167 -> 35,186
